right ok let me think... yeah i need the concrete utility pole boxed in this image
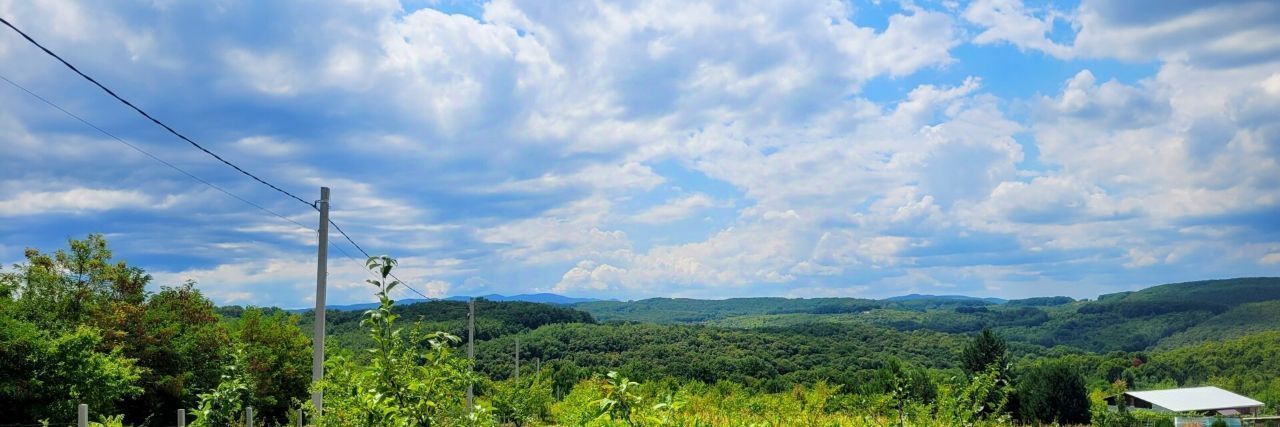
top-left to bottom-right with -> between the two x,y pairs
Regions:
311,187 -> 330,415
514,338 -> 521,380
466,298 -> 475,411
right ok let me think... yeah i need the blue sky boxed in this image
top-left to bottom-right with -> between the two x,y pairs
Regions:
1,0 -> 1278,307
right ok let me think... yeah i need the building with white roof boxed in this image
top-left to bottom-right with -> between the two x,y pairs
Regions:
1106,386 -> 1264,416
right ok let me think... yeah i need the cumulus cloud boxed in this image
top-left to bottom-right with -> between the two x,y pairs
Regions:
963,0 -> 1072,58
630,193 -> 717,224
1,0 -> 1277,303
0,188 -> 162,217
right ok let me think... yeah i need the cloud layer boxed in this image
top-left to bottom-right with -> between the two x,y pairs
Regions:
1,0 -> 1277,306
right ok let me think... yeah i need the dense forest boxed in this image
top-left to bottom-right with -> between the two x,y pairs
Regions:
3,235 -> 1279,426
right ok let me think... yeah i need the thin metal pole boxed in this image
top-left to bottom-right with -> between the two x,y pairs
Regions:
311,187 -> 330,415
77,404 -> 87,427
466,298 -> 475,411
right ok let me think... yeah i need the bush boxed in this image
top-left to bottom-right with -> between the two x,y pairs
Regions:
1016,359 -> 1090,425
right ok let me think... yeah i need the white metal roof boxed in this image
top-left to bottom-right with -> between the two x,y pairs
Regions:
1127,386 -> 1264,412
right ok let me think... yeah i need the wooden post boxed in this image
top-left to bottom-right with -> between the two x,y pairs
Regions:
77,404 -> 87,427
178,409 -> 186,427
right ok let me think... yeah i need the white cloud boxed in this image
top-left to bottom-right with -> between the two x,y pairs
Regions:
0,188 -> 157,217
233,136 -> 300,157
963,0 -> 1072,58
1072,0 -> 1280,66
2,0 -> 1277,303
630,193 -> 716,224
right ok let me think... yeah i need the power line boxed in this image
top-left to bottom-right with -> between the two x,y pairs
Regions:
1,15 -> 437,304
0,73 -> 311,233
0,15 -> 315,209
328,240 -> 430,301
0,72 -> 435,302
325,217 -> 425,299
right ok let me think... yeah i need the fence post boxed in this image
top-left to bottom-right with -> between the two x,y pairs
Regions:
298,407 -> 305,427
77,404 -> 87,427
178,408 -> 185,427
245,406 -> 254,427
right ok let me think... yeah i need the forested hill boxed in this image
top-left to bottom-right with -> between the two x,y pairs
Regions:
572,277 -> 1280,352
221,298 -> 595,349
5,235 -> 1279,425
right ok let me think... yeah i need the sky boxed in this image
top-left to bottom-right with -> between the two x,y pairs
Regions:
1,0 -> 1278,307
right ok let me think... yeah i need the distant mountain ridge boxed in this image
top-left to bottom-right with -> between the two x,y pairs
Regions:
882,294 -> 1007,304
445,293 -> 599,305
294,293 -> 599,312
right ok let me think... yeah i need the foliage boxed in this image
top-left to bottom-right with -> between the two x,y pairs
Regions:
1152,300 -> 1280,349
118,281 -> 231,425
4,235 -> 1280,425
0,317 -> 141,423
490,372 -> 554,425
310,256 -> 474,426
595,371 -> 643,424
575,297 -> 880,323
962,328 -> 1010,376
1005,296 -> 1075,307
1016,359 -> 1091,425
88,414 -> 128,427
299,298 -> 594,352
934,368 -> 1009,426
961,328 -> 1011,415
475,321 -> 967,390
189,348 -> 251,427
231,307 -> 311,425
1,235 -> 231,425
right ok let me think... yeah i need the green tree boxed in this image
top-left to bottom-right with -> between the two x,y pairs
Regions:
961,328 -> 1010,415
234,307 -> 311,425
962,328 -> 1009,375
0,314 -> 141,423
189,348 -> 252,427
312,256 -> 473,426
118,281 -> 232,425
5,234 -> 125,330
490,373 -> 553,426
1016,359 -> 1091,425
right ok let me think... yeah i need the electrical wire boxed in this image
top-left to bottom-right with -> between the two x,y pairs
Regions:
0,73 -> 312,233
1,16 -> 316,209
1,15 -> 440,303
0,71 -> 435,303
325,218 -> 424,299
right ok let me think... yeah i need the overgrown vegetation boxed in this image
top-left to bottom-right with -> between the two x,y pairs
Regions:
3,235 -> 1278,426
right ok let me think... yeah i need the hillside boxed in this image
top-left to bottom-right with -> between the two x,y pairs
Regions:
1152,300 -> 1280,350
7,236 -> 1280,425
445,293 -> 599,304
576,277 -> 1280,353
575,297 -> 881,323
